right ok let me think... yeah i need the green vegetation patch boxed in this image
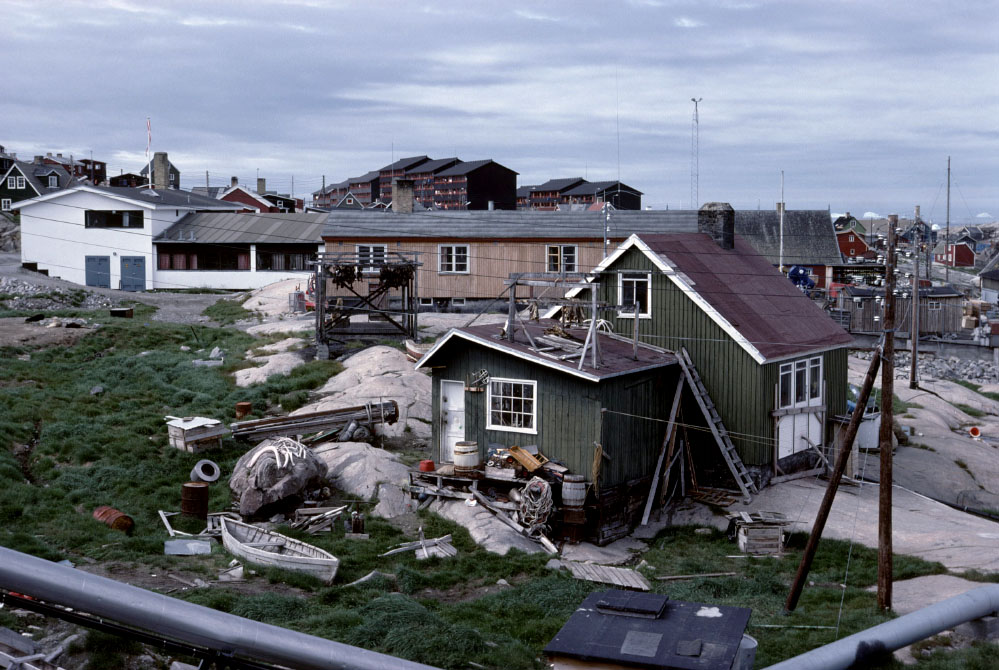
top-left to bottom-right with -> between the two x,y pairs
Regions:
203,296 -> 257,324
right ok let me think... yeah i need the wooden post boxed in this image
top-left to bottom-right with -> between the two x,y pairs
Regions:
879,215 -> 898,612
784,344 -> 882,612
507,276 -> 518,342
633,301 -> 640,360
910,209 -> 920,390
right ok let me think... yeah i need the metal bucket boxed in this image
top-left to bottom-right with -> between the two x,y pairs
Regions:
181,482 -> 210,520
562,475 -> 587,509
92,506 -> 134,534
453,441 -> 480,474
732,634 -> 757,670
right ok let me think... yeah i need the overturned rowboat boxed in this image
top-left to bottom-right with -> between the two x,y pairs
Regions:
221,517 -> 339,584
405,339 -> 432,363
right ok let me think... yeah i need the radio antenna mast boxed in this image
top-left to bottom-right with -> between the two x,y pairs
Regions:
690,98 -> 702,209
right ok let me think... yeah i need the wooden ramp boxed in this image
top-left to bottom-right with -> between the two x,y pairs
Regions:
562,561 -> 651,591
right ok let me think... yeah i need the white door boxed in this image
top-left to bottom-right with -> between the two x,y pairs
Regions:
440,380 -> 465,463
776,357 -> 824,460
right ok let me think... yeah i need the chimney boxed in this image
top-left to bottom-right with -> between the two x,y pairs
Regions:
152,152 -> 169,190
257,177 -> 266,194
231,176 -> 238,188
698,202 -> 735,250
56,153 -> 62,158
845,211 -> 851,218
34,156 -> 44,164
914,205 -> 921,221
46,152 -> 52,157
776,202 -> 785,216
393,178 -> 414,214
488,200 -> 495,211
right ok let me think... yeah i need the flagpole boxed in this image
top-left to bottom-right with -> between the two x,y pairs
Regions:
146,117 -> 152,189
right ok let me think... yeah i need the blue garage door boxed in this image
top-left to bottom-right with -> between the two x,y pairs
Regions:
120,256 -> 146,292
85,256 -> 110,288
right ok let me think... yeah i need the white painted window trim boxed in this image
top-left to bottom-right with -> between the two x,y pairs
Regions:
15,176 -> 25,189
547,244 -> 578,273
486,377 -> 538,435
6,177 -> 14,189
48,175 -> 58,188
451,297 -> 466,306
778,355 -> 823,409
1,199 -> 10,211
617,271 -> 652,318
438,244 -> 469,274
927,300 -> 942,311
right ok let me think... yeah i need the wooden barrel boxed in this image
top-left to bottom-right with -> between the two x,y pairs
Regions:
235,402 -> 253,419
181,482 -> 210,520
561,475 -> 587,509
92,506 -> 134,534
453,441 -> 480,474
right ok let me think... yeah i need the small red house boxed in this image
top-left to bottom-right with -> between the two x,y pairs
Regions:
933,241 -> 975,267
836,228 -> 869,260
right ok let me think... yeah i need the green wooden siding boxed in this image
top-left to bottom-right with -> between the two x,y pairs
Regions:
597,247 -> 848,467
429,340 -> 680,490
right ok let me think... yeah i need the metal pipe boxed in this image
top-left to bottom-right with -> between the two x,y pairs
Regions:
0,546 -> 441,670
766,585 -> 999,670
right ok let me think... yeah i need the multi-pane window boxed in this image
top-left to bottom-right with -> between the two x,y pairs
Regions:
439,245 -> 469,273
357,244 -> 386,272
547,245 -> 577,273
618,271 -> 651,317
927,301 -> 942,311
6,177 -> 14,188
48,175 -> 58,188
16,176 -> 25,189
487,378 -> 537,434
778,356 -> 823,408
1,199 -> 10,211
85,210 -> 144,228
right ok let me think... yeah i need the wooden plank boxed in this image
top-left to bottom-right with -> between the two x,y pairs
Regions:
641,375 -> 684,525
562,561 -> 651,591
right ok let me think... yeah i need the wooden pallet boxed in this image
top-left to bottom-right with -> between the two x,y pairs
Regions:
690,488 -> 738,507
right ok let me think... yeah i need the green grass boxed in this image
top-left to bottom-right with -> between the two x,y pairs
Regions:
955,403 -> 987,418
872,390 -> 922,414
203,297 -> 257,324
955,379 -> 999,403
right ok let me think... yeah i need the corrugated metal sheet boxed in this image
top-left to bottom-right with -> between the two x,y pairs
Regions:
156,212 -> 326,245
734,209 -> 844,266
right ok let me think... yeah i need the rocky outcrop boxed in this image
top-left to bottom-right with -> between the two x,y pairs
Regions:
312,441 -> 412,519
229,438 -> 328,518
0,213 -> 18,252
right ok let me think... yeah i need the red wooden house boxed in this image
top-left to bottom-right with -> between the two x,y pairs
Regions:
933,241 -> 975,267
836,228 -> 870,260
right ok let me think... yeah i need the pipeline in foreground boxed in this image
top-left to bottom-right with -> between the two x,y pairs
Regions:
0,546 -> 441,670
766,585 -> 999,670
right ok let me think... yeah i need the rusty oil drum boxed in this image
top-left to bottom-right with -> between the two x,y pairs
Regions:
92,506 -> 135,534
181,482 -> 210,520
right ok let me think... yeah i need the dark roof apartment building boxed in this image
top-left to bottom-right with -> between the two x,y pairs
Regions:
519,178 -> 643,210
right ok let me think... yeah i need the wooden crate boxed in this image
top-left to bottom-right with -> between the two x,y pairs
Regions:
166,417 -> 228,453
736,524 -> 785,555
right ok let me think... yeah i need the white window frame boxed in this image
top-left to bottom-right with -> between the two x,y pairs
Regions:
356,244 -> 386,273
486,377 -> 537,435
6,177 -> 14,189
48,175 -> 58,188
438,244 -> 469,274
927,300 -> 942,311
16,176 -> 25,189
778,355 -> 823,409
848,234 -> 855,242
1,199 -> 10,212
547,244 -> 577,273
617,271 -> 652,318
451,297 -> 466,306
419,297 -> 433,306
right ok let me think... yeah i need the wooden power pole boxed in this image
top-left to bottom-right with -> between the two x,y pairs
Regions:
910,207 -> 920,390
878,214 -> 898,611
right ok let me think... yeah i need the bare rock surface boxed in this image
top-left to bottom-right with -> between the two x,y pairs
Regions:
229,438 -> 328,518
297,346 -> 431,439
254,337 -> 305,354
235,351 -> 307,387
428,498 -> 543,556
243,313 -> 315,335
312,441 -> 412,518
560,536 -> 647,565
243,278 -> 308,316
417,313 -> 507,338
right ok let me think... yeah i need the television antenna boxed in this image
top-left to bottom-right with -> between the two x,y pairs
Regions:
690,98 -> 702,208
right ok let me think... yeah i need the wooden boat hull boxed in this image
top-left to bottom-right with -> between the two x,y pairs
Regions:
221,517 -> 339,584
405,339 -> 431,363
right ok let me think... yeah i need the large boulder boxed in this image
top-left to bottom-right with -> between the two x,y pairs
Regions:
229,438 -> 328,518
312,441 -> 412,518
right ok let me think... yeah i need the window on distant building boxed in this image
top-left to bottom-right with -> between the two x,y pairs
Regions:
357,244 -> 386,272
928,300 -> 942,311
439,245 -> 469,273
848,234 -> 855,242
849,248 -> 855,255
618,271 -> 651,317
48,175 -> 58,188
256,245 -> 317,271
16,176 -> 25,189
1,199 -> 10,211
547,244 -> 577,273
487,378 -> 537,434
6,177 -> 14,189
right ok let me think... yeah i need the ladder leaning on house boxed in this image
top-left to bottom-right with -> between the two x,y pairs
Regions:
677,348 -> 757,502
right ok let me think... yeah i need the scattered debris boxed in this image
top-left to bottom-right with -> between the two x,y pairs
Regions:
89,385 -> 104,396
189,459 -> 221,483
726,511 -> 792,555
164,539 -> 212,556
380,529 -> 457,560
230,401 -> 398,443
656,571 -> 737,582
192,359 -> 224,367
158,510 -> 189,537
92,505 -> 134,534
165,416 -> 228,453
290,505 -> 348,534
559,561 -> 651,591
218,561 -> 245,582
229,437 -> 328,518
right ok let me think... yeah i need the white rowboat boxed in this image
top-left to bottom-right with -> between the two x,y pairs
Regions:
220,517 -> 339,584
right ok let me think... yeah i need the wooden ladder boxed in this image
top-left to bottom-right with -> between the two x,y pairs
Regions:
677,347 -> 757,501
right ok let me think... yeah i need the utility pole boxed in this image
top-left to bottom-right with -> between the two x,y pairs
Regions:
603,202 -> 611,257
945,157 -> 951,284
910,206 -> 920,389
205,170 -> 209,191
690,97 -> 702,209
878,214 -> 898,612
779,170 -> 785,273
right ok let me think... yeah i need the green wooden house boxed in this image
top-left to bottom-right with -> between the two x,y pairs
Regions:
0,160 -> 75,213
417,321 -> 682,542
558,203 -> 855,485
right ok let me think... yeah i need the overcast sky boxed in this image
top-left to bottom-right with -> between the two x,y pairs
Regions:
2,0 -> 996,222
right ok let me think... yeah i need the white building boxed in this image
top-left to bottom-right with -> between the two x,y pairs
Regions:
16,185 -> 325,291
16,184 -> 242,291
